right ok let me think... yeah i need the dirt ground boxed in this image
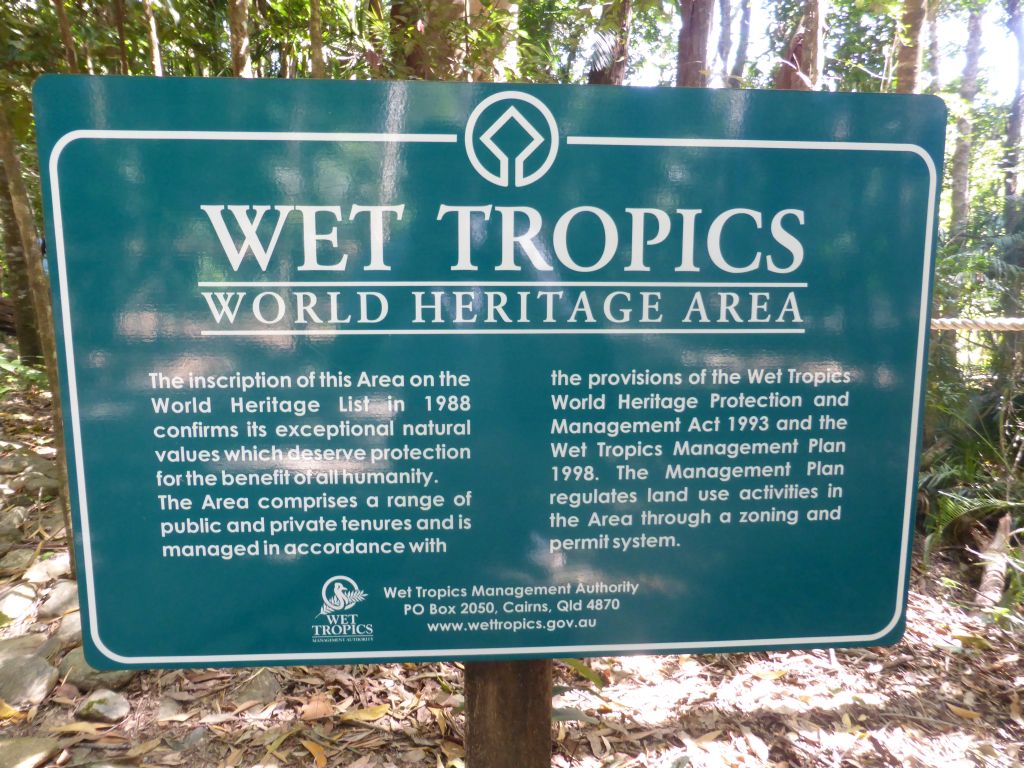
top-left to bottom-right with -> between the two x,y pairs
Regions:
0,368 -> 1021,768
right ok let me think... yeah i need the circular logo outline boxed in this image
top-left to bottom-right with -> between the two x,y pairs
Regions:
465,91 -> 559,188
322,575 -> 361,608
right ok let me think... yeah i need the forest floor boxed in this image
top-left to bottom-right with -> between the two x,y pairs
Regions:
0,355 -> 1022,768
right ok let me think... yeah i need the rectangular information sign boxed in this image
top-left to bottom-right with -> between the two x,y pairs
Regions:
34,77 -> 944,668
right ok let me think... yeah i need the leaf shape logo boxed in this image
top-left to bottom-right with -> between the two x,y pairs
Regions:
318,576 -> 367,615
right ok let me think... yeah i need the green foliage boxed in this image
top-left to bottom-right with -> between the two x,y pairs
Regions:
517,1 -> 600,83
551,706 -> 599,723
626,1 -> 677,85
0,352 -> 47,400
559,658 -> 606,689
826,0 -> 901,91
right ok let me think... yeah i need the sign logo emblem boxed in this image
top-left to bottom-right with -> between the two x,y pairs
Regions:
465,91 -> 559,188
319,575 -> 367,615
311,575 -> 374,644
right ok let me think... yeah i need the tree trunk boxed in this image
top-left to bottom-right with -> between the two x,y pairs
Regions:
775,0 -> 827,90
676,0 -> 714,87
717,0 -> 731,83
0,105 -> 74,575
278,44 -> 290,77
113,0 -> 130,74
588,0 -> 632,85
926,0 -> 940,93
800,0 -> 826,89
50,0 -> 80,73
228,0 -> 254,78
390,0 -> 467,80
949,11 -> 983,240
975,514 -> 1012,611
727,0 -> 750,86
1004,0 -> 1024,236
0,161 -> 43,364
895,0 -> 927,93
494,0 -> 519,81
998,0 -> 1024,377
142,0 -> 163,76
310,0 -> 326,78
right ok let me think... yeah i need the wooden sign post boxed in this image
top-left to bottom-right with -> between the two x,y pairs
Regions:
465,660 -> 553,768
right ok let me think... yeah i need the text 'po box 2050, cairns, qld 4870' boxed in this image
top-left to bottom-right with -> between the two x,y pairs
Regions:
33,76 -> 945,668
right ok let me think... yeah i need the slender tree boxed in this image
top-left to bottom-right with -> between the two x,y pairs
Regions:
774,0 -> 827,90
112,0 -> 130,74
50,0 -> 80,73
1004,0 -> 1024,235
926,0 -> 940,93
801,0 -> 826,88
0,104 -> 74,571
490,0 -> 520,81
228,0 -> 254,77
727,0 -> 750,86
588,0 -> 633,85
310,0 -> 326,78
896,0 -> 928,92
999,0 -> 1024,382
0,161 -> 42,364
676,0 -> 714,87
0,109 -> 57,394
717,0 -> 732,83
390,1 -> 467,80
949,10 -> 982,239
142,0 -> 163,76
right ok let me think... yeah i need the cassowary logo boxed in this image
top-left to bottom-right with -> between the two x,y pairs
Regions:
319,575 -> 367,616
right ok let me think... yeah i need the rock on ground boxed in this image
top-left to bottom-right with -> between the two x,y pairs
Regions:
77,688 -> 130,723
228,668 -> 281,705
0,737 -> 60,768
156,696 -> 182,720
53,610 -> 82,650
0,507 -> 26,553
0,633 -> 54,662
23,552 -> 70,584
38,580 -> 78,618
0,455 -> 30,474
0,548 -> 35,572
58,647 -> 135,692
0,654 -> 58,708
0,582 -> 38,621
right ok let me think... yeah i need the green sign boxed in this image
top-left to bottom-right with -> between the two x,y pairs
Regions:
34,76 -> 944,668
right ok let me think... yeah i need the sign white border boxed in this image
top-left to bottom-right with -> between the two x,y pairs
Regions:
48,127 -> 937,665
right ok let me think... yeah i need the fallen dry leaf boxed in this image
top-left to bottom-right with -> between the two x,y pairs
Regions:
0,699 -> 24,721
340,704 -> 390,722
124,737 -> 163,758
199,712 -> 236,725
302,738 -> 328,768
947,703 -> 982,720
48,722 -> 113,734
439,740 -> 465,761
157,710 -> 197,723
744,729 -> 770,762
301,694 -> 335,720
